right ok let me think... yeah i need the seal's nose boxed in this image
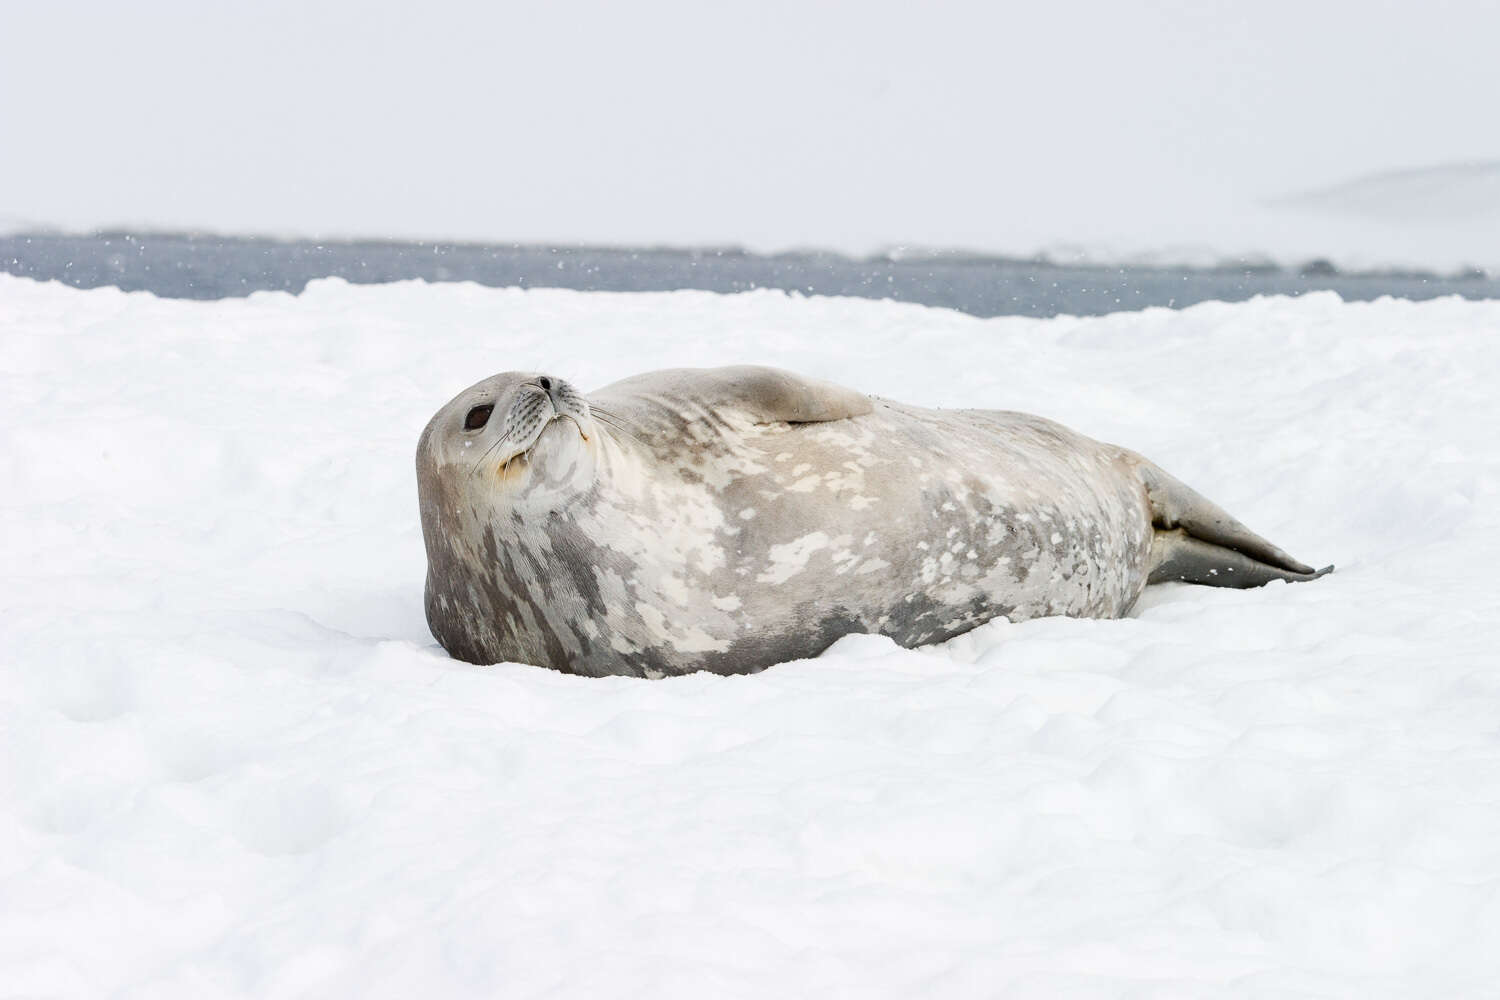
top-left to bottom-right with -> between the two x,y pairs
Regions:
537,375 -> 567,409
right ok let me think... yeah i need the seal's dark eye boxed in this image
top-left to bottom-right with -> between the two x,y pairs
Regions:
464,404 -> 494,431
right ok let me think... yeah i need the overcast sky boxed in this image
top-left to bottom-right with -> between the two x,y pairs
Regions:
4,0 -> 1497,265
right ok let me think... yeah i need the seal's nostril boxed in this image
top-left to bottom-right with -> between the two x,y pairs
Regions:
538,376 -> 552,392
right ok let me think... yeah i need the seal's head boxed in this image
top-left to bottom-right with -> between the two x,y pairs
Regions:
416,372 -> 599,516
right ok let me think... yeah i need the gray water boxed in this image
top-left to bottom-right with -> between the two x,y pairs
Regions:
3,231 -> 1495,318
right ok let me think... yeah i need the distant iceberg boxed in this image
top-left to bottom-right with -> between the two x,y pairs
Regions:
1269,161 -> 1500,222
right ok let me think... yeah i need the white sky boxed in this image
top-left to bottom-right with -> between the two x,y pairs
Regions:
4,0 -> 1497,267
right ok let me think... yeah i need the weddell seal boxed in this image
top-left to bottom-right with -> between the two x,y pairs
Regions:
416,367 -> 1331,676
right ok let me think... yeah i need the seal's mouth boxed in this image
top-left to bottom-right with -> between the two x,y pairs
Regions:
495,413 -> 588,476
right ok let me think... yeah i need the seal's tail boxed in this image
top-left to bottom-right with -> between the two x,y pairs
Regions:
1133,458 -> 1334,589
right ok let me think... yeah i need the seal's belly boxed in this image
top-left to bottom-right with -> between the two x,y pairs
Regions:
549,404 -> 1155,675
703,406 -> 1152,654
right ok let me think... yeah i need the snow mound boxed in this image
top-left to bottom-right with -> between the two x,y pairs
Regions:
4,276 -> 1500,997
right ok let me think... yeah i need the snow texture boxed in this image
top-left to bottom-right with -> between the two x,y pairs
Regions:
3,275 -> 1500,997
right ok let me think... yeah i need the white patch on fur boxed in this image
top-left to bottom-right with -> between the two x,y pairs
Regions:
757,531 -> 831,584
635,603 -> 730,653
660,574 -> 691,606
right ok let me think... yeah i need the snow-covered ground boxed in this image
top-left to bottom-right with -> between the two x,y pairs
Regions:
4,275 -> 1500,997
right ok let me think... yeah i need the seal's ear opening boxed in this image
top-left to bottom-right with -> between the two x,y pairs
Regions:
464,404 -> 494,431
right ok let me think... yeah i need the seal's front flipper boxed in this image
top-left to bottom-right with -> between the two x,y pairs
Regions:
1148,528 -> 1333,588
591,365 -> 873,438
697,365 -> 874,425
1133,458 -> 1333,588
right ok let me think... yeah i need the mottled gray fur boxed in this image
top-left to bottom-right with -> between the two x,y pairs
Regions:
417,366 -> 1330,676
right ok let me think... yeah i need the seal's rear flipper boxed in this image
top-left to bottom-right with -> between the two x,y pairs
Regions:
1148,528 -> 1333,588
1135,459 -> 1333,588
